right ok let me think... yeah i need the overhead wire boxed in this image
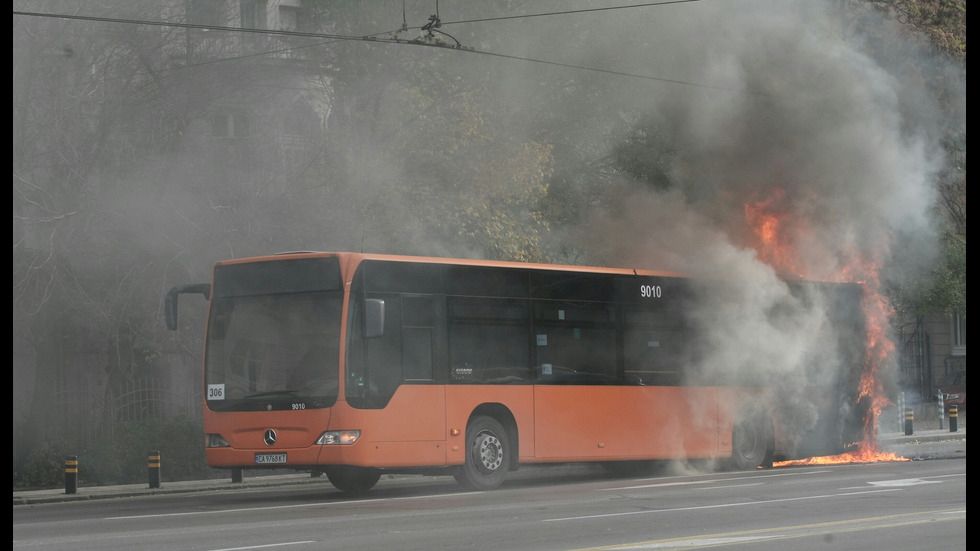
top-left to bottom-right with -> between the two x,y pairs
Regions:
435,0 -> 702,26
12,3 -> 772,97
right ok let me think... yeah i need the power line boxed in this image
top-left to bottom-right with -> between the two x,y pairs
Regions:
13,10 -> 370,41
453,48 -> 773,98
13,5 -> 771,97
436,0 -> 702,26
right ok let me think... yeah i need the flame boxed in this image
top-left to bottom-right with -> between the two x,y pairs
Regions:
744,188 -> 807,276
744,190 -> 907,466
773,439 -> 911,466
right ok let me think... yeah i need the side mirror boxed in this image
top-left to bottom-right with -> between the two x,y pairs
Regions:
165,284 -> 211,330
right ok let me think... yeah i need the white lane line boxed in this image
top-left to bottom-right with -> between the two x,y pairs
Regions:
106,492 -> 480,520
542,488 -> 902,521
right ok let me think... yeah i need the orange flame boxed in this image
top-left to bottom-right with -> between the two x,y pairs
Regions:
744,190 -> 906,465
774,439 -> 910,466
744,188 -> 807,276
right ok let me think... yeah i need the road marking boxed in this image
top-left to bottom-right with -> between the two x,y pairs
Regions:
543,488 -> 901,521
105,491 -> 480,520
563,509 -> 965,550
866,478 -> 941,487
211,543 -> 315,551
602,469 -> 828,491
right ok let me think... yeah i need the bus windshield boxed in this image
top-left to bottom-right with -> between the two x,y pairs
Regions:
202,257 -> 345,412
205,292 -> 343,411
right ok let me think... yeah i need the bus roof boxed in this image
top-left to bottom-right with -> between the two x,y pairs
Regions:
215,251 -> 851,286
215,251 -> 689,279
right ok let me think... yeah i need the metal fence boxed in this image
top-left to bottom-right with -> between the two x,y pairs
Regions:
53,376 -> 200,446
898,322 -> 930,403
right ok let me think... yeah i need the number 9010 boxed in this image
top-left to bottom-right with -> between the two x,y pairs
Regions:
640,285 -> 662,298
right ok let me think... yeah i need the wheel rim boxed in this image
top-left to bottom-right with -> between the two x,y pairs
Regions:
474,431 -> 503,473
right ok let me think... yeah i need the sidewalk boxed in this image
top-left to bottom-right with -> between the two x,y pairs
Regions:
877,402 -> 966,438
875,404 -> 966,460
13,470 -> 334,506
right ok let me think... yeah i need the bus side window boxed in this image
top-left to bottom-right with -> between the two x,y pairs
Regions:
448,298 -> 530,384
350,294 -> 438,406
533,301 -> 617,383
402,296 -> 435,381
346,299 -> 365,398
364,298 -> 385,338
365,296 -> 402,404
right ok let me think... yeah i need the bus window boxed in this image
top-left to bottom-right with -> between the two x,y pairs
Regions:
623,328 -> 687,385
533,301 -> 618,384
622,308 -> 692,385
347,294 -> 439,407
402,296 -> 435,381
347,294 -> 402,408
448,298 -> 530,384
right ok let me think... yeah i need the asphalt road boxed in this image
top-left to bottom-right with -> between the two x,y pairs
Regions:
13,453 -> 965,551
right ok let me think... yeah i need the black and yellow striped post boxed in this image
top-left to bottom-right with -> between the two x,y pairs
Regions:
64,455 -> 78,494
904,408 -> 914,436
948,405 -> 958,433
148,450 -> 161,488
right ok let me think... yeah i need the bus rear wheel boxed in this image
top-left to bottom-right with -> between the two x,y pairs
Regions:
731,408 -> 774,470
325,466 -> 381,494
454,416 -> 510,491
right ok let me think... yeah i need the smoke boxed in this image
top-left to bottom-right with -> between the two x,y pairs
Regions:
289,1 -> 957,453
553,2 -> 948,268
12,1 -> 962,464
477,0 -> 960,453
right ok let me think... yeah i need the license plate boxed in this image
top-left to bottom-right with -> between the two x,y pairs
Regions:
254,453 -> 287,465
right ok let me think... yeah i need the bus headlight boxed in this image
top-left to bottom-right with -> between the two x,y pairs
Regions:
316,430 -> 360,445
207,434 -> 230,448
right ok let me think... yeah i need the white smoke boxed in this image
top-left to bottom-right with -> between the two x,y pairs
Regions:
530,0 -> 959,454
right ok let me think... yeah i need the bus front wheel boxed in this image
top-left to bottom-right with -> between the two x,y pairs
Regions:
455,416 -> 510,491
731,408 -> 774,470
325,466 -> 381,494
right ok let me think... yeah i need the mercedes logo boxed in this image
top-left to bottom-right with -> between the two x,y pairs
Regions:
264,429 -> 277,446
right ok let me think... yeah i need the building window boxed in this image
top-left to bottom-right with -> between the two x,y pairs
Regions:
279,6 -> 299,31
951,312 -> 966,355
240,0 -> 267,29
212,111 -> 251,138
188,0 -> 224,26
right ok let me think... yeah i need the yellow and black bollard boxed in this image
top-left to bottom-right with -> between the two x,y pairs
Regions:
64,455 -> 78,494
904,407 -> 914,436
948,405 -> 958,433
148,450 -> 161,489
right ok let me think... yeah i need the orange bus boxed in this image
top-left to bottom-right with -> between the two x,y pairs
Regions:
165,252 -> 868,493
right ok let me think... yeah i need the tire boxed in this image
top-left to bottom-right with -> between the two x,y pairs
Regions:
325,466 -> 382,494
454,416 -> 510,491
731,407 -> 775,470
